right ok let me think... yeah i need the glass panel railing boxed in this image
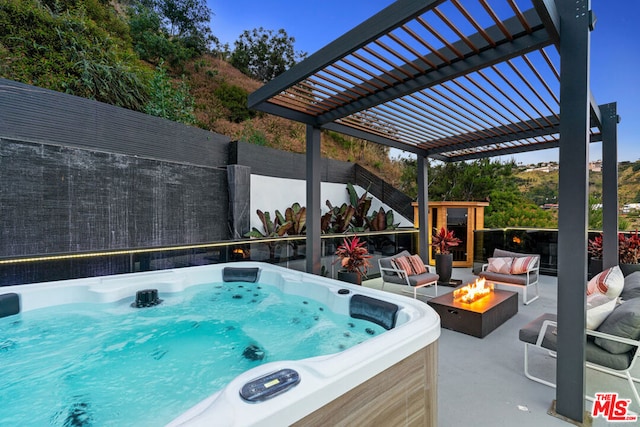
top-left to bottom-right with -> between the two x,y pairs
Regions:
0,229 -> 420,286
473,228 -> 605,276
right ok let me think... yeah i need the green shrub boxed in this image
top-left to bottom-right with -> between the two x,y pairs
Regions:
213,82 -> 255,123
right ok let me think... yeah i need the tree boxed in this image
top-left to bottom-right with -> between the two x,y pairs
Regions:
144,64 -> 196,124
128,0 -> 214,67
484,190 -> 556,228
230,28 -> 306,82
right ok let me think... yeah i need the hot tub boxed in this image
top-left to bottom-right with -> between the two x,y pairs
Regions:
1,262 -> 440,426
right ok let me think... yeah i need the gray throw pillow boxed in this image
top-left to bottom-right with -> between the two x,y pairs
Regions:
620,271 -> 640,301
594,297 -> 640,354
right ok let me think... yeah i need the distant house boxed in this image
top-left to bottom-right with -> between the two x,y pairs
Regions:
622,203 -> 640,213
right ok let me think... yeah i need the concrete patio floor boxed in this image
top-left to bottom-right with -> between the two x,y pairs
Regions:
363,269 -> 639,427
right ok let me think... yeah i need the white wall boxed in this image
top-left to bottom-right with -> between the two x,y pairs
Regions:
249,174 -> 412,231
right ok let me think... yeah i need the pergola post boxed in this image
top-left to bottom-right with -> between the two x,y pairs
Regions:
556,0 -> 591,422
306,125 -> 322,275
417,156 -> 429,261
601,103 -> 619,269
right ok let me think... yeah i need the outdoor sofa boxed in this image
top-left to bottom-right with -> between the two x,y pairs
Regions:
478,248 -> 540,305
519,269 -> 640,406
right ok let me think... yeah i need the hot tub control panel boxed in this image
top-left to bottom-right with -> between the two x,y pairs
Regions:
240,369 -> 300,403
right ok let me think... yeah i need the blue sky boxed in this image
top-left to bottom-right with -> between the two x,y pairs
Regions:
208,0 -> 639,165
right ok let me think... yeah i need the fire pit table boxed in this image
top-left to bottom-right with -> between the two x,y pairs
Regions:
427,279 -> 518,338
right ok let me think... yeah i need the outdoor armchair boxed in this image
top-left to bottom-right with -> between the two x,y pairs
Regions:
378,250 -> 439,299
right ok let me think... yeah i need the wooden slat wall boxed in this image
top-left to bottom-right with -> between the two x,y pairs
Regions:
355,164 -> 414,221
0,79 -> 230,167
292,343 -> 437,426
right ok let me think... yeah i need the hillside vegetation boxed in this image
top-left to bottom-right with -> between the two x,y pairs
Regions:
2,0 -> 638,230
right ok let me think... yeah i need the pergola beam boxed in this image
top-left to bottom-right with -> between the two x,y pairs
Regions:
555,0 -> 591,422
601,103 -> 619,270
424,114 -> 560,154
317,11 -> 551,125
534,0 -> 601,130
248,0 -> 446,110
321,122 -> 430,157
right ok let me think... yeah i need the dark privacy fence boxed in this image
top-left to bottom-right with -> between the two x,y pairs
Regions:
0,79 -> 232,258
0,79 -> 413,285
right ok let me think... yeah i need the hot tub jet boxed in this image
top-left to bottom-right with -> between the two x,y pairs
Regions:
132,289 -> 163,308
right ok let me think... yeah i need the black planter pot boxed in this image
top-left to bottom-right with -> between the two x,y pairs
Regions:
588,257 -> 603,280
620,263 -> 640,277
435,253 -> 453,283
337,270 -> 362,285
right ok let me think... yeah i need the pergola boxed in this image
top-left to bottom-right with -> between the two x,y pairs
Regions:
248,0 -> 619,423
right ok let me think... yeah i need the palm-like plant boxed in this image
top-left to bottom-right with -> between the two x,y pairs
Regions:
334,235 -> 372,276
430,227 -> 462,254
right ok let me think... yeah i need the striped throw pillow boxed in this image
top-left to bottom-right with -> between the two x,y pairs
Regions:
408,254 -> 427,275
392,256 -> 413,277
510,256 -> 536,274
487,257 -> 513,274
587,266 -> 624,298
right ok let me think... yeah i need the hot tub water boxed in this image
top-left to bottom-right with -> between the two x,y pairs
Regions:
0,280 -> 384,426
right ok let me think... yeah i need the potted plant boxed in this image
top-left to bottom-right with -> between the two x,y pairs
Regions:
619,230 -> 640,276
588,234 -> 603,279
430,227 -> 462,284
333,235 -> 372,285
588,231 -> 640,277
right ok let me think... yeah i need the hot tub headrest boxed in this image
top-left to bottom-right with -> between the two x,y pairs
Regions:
350,294 -> 398,330
223,267 -> 260,283
0,293 -> 20,318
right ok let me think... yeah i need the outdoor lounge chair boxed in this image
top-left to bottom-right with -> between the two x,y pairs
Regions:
519,272 -> 640,406
478,248 -> 540,305
378,250 -> 439,299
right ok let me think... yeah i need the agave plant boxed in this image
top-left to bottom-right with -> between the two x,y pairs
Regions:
430,227 -> 462,254
333,235 -> 372,276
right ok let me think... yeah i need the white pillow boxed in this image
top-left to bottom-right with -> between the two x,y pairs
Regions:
586,293 -> 617,330
487,257 -> 513,274
587,266 -> 624,299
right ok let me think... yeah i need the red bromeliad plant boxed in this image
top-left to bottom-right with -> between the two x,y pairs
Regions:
334,235 -> 372,276
619,230 -> 640,264
588,231 -> 640,264
430,227 -> 462,255
588,234 -> 603,259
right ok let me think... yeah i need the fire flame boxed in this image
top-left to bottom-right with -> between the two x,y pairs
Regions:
453,277 -> 494,303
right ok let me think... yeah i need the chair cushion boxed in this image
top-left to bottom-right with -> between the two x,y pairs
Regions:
586,338 -> 633,371
487,257 -> 513,274
519,313 -> 558,349
407,272 -> 439,287
620,271 -> 640,301
594,297 -> 640,354
519,313 -> 632,370
478,271 -> 532,286
408,254 -> 427,275
587,266 -> 624,299
511,256 -> 537,274
586,293 -> 617,330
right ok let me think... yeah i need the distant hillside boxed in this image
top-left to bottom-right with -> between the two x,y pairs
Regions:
515,161 -> 640,229
181,54 -> 403,187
